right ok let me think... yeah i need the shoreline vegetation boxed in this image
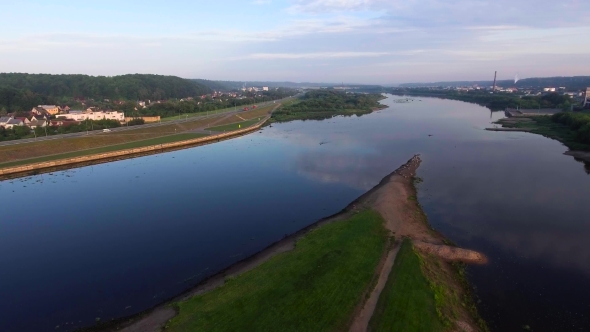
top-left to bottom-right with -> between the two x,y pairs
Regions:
493,112 -> 590,164
89,156 -> 488,332
270,90 -> 386,123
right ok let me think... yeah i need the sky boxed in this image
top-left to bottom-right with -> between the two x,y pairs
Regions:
1,0 -> 590,84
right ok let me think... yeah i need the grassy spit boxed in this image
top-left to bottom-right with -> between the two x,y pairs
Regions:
165,210 -> 389,332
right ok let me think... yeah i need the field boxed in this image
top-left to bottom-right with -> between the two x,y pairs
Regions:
206,119 -> 261,132
166,210 -> 388,332
0,133 -> 207,168
368,239 -> 444,332
0,105 -> 277,167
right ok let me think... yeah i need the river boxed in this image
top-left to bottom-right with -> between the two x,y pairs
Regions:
1,95 -> 589,331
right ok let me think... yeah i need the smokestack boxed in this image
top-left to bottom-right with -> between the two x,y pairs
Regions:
493,71 -> 497,92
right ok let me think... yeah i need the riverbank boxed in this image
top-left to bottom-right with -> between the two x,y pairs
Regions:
88,156 -> 487,332
493,116 -> 590,163
0,106 -> 277,179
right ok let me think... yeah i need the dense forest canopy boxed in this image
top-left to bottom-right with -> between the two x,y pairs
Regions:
0,73 -> 212,113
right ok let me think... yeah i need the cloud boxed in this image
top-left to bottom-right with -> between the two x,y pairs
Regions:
235,51 -> 391,60
289,0 -> 590,29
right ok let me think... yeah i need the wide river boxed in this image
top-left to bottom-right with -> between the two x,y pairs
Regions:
1,95 -> 589,332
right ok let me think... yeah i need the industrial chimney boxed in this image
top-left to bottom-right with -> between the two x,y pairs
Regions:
493,71 -> 497,92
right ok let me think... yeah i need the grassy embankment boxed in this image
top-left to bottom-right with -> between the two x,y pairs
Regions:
369,239 -> 444,331
165,210 -> 454,332
497,113 -> 590,151
0,133 -> 206,169
166,210 -> 390,332
0,105 -> 275,169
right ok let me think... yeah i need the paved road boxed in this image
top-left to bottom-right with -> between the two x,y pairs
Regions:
0,97 -> 293,147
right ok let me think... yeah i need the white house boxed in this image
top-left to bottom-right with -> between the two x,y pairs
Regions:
4,118 -> 24,129
0,116 -> 12,127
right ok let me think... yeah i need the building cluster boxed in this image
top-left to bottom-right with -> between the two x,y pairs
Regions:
241,86 -> 269,92
0,105 -> 125,131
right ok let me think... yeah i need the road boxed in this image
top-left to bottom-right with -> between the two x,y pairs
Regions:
0,98 -> 293,147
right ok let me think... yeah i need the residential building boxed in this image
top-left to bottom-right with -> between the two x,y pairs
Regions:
4,118 -> 24,129
29,120 -> 47,129
0,116 -> 12,127
584,88 -> 590,108
14,117 -> 30,126
50,119 -> 80,127
37,105 -> 60,115
56,110 -> 125,122
262,87 -> 269,91
31,107 -> 51,117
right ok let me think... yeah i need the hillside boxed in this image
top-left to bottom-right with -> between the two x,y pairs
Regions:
399,76 -> 590,90
0,73 -> 211,112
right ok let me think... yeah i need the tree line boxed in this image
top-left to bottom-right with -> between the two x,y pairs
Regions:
0,73 -> 212,113
551,112 -> 590,145
391,89 -> 572,111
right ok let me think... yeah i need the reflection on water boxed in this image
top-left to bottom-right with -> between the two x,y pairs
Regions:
1,96 -> 589,331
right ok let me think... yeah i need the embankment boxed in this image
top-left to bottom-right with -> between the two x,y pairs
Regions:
0,116 -> 270,179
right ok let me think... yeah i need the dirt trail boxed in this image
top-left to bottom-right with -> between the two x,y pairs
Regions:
349,241 -> 401,332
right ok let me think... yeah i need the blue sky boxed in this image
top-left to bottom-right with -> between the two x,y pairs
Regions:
1,0 -> 590,83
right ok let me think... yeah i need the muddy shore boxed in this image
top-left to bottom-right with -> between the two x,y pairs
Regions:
85,155 -> 486,332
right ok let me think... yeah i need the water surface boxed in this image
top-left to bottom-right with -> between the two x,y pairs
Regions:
1,95 -> 589,331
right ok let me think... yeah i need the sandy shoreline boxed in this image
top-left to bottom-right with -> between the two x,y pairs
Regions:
84,155 -> 486,332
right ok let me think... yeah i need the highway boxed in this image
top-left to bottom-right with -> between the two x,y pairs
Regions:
0,98 -> 292,147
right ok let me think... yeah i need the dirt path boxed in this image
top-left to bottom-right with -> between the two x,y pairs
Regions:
349,241 -> 401,332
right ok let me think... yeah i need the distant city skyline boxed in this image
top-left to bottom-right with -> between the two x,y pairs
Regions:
1,0 -> 590,84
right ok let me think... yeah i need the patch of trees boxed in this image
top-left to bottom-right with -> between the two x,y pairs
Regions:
0,73 -> 212,113
551,112 -> 590,144
280,90 -> 383,113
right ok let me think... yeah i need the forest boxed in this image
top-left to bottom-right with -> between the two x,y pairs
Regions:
0,73 -> 212,113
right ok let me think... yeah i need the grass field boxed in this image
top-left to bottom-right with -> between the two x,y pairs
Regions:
368,239 -> 445,332
206,119 -> 261,132
166,210 -> 388,332
0,133 -> 206,169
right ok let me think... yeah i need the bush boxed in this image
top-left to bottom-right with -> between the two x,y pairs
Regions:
127,118 -> 145,126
